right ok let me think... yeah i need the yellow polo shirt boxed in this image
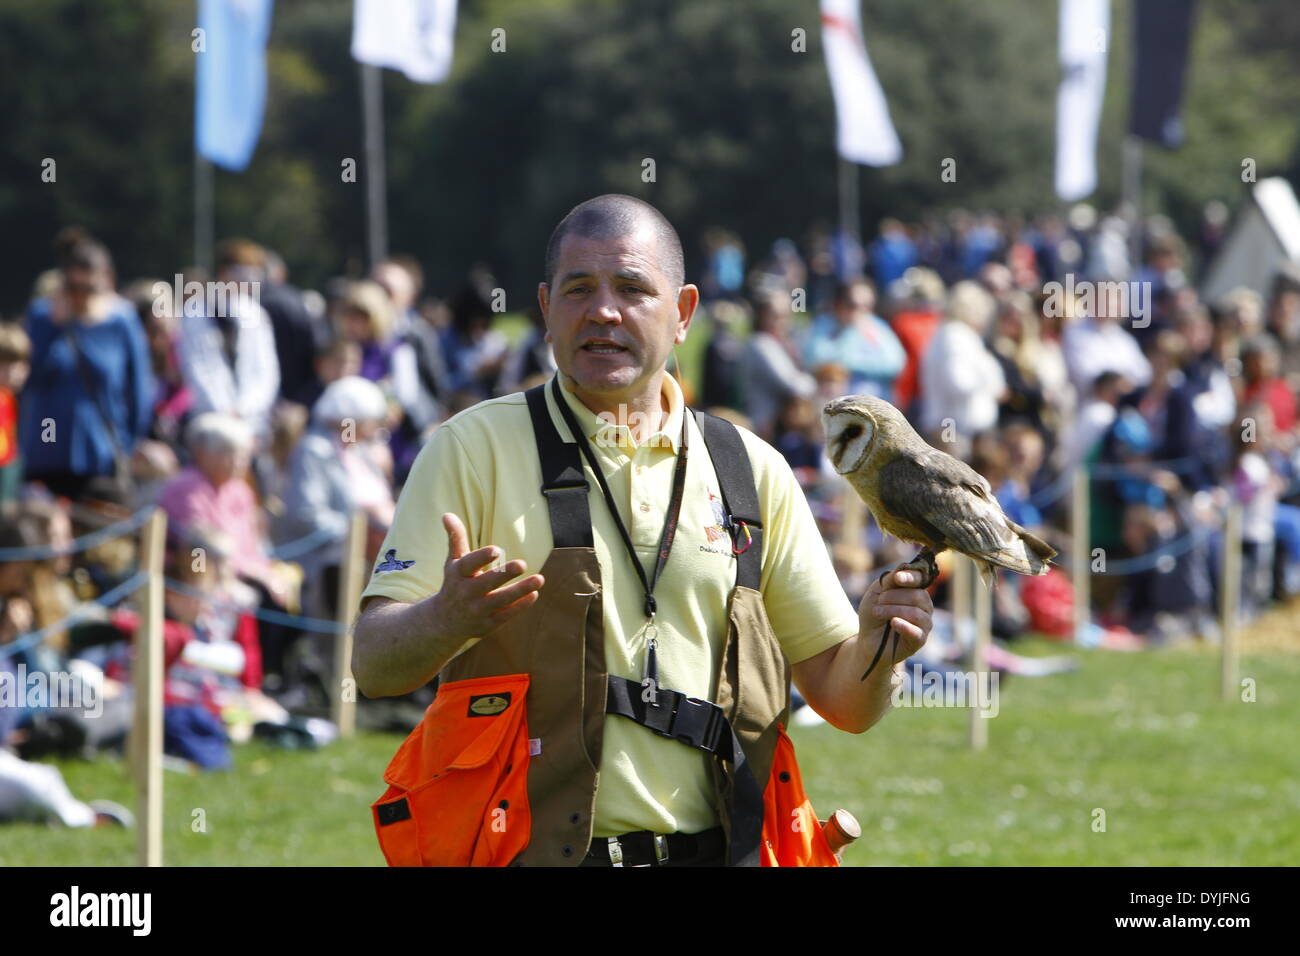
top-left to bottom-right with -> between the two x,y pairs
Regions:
361,370 -> 858,836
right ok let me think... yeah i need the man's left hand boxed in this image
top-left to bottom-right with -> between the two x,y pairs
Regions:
857,568 -> 933,664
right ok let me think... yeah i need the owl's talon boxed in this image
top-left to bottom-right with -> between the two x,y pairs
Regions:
894,549 -> 939,589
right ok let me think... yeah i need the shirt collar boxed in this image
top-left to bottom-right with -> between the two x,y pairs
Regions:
548,369 -> 685,454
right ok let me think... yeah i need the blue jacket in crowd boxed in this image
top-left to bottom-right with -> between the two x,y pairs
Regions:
20,297 -> 154,478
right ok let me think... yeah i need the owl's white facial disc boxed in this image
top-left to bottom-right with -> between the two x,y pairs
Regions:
826,413 -> 874,474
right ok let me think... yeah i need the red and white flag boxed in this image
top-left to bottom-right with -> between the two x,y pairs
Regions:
820,0 -> 902,166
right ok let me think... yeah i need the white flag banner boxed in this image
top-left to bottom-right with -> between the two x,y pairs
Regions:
820,0 -> 902,167
352,0 -> 458,83
1055,0 -> 1110,200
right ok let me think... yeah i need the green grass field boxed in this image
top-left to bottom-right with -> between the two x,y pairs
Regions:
3,636 -> 1296,866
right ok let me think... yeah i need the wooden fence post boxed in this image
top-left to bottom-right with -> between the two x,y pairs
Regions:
333,510 -> 367,736
970,561 -> 991,751
132,508 -> 166,867
1071,467 -> 1090,644
1220,502 -> 1242,701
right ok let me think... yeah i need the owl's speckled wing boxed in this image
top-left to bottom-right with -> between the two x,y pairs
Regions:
875,451 -> 1008,557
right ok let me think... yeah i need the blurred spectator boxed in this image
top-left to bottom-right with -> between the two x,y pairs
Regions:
887,267 -> 945,416
128,281 -> 192,449
700,300 -> 747,413
304,336 -> 362,411
1233,403 -> 1284,614
275,377 -> 394,620
441,280 -> 508,398
991,291 -> 1049,434
803,278 -> 906,402
0,503 -> 132,760
262,248 -> 327,408
1266,264 -> 1300,389
0,323 -> 31,502
744,290 -> 815,439
1171,303 -> 1236,484
1061,286 -> 1152,397
997,424 -> 1048,530
1062,371 -> 1128,476
338,279 -> 402,387
178,239 -> 280,441
959,213 -> 1003,277
773,395 -> 825,485
700,228 -> 746,302
21,231 -> 154,502
497,305 -> 556,399
919,280 -> 1006,449
869,218 -> 918,289
157,413 -> 290,604
1241,335 -> 1296,441
754,238 -> 807,294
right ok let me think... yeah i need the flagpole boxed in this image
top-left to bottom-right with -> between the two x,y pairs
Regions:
838,157 -> 860,274
1122,133 -> 1143,273
361,63 -> 389,268
194,151 -> 214,273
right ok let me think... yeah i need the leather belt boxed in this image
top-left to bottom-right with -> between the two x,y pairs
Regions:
584,826 -> 727,867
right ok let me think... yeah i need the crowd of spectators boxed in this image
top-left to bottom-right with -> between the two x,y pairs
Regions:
3,202 -> 1299,824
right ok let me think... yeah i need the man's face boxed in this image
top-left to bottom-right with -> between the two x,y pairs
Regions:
538,227 -> 697,410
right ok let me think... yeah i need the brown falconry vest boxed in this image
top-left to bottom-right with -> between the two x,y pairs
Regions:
411,381 -> 791,866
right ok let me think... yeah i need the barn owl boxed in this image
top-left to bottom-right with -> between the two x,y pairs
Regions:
822,394 -> 1056,678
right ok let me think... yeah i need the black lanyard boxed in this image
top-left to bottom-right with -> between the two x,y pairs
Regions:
550,376 -> 688,692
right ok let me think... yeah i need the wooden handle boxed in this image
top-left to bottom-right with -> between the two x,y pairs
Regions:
822,808 -> 862,855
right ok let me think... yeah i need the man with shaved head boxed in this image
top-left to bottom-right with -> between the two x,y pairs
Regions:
353,194 -> 933,867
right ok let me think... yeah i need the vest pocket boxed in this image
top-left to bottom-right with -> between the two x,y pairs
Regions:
372,673 -> 533,867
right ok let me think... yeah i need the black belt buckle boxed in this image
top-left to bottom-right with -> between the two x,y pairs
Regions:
597,832 -> 673,867
667,695 -> 724,753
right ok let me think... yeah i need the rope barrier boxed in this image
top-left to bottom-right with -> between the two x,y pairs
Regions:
0,500 -> 341,568
1054,524 -> 1207,576
0,506 -> 154,561
1025,456 -> 1204,509
1027,468 -> 1075,508
163,577 -> 347,635
268,526 -> 342,561
1088,456 -> 1199,479
0,570 -> 149,658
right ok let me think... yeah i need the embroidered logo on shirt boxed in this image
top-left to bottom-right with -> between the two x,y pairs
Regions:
374,549 -> 416,574
704,490 -> 729,544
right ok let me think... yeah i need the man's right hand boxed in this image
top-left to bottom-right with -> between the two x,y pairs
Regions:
432,513 -> 545,643
352,514 -> 546,698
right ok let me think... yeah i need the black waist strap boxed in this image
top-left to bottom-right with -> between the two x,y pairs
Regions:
585,826 -> 726,866
606,675 -> 763,866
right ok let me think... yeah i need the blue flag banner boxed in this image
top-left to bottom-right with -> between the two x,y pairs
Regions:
195,0 -> 275,171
